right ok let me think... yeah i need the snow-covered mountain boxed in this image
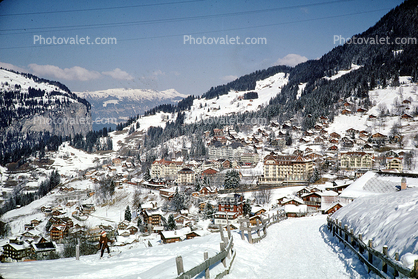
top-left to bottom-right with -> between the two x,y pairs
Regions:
0,68 -> 91,157
75,88 -> 187,129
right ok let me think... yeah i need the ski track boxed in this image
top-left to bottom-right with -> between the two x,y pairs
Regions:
226,215 -> 370,279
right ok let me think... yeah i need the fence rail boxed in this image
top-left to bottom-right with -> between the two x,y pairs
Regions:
239,210 -> 286,244
327,217 -> 418,279
175,224 -> 235,279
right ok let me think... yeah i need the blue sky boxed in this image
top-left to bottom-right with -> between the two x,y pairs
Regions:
0,0 -> 403,96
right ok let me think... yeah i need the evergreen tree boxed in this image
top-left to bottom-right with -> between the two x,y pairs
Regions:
167,214 -> 176,230
204,203 -> 214,220
243,199 -> 251,216
144,168 -> 151,181
125,205 -> 132,222
285,131 -> 292,146
309,169 -> 320,183
137,217 -> 146,233
109,180 -> 115,196
194,176 -> 202,192
171,187 -> 184,212
224,170 -> 240,189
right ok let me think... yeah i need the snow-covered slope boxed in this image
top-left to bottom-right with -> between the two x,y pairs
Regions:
327,76 -> 417,142
184,72 -> 288,124
0,232 -> 223,279
324,64 -> 362,81
0,68 -> 91,155
0,69 -> 74,99
127,72 -> 288,133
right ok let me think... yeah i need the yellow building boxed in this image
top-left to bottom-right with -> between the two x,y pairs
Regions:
339,152 -> 373,170
386,157 -> 403,172
260,152 -> 313,185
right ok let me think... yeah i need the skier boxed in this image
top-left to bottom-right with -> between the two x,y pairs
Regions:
99,230 -> 113,258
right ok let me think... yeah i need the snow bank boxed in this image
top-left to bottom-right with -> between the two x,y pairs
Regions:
331,188 -> 418,269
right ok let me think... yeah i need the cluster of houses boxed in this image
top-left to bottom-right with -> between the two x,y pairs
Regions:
2,93 -> 416,262
148,108 -> 409,188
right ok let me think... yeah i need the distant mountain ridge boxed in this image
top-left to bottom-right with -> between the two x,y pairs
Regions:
75,88 -> 187,129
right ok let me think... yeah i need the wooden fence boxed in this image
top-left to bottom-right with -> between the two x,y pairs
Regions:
327,217 -> 418,279
175,224 -> 235,279
239,210 -> 287,244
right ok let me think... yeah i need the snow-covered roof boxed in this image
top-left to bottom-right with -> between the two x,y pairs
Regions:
340,171 -> 403,199
284,204 -> 307,213
160,227 -> 191,239
282,196 -> 304,205
332,187 -> 418,269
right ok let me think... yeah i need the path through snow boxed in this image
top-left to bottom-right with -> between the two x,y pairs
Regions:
226,215 -> 371,279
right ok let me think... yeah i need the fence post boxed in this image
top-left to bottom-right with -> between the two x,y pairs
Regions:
344,225 -> 348,242
76,238 -> 80,260
256,219 -> 261,237
220,242 -> 227,267
219,224 -> 225,243
176,255 -> 184,275
248,224 -> 253,244
228,237 -> 232,259
240,221 -> 245,241
263,222 -> 267,236
382,245 -> 388,274
392,252 -> 400,278
358,234 -> 363,254
368,240 -> 373,273
413,259 -> 418,278
226,213 -> 231,239
204,251 -> 209,279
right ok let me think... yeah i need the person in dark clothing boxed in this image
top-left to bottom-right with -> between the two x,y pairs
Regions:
99,231 -> 113,258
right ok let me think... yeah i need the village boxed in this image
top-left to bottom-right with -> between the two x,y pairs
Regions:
1,92 -> 417,263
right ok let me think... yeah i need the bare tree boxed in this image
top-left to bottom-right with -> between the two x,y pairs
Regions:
252,189 -> 272,205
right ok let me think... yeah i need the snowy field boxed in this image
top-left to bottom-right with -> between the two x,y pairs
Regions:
0,232 -> 223,279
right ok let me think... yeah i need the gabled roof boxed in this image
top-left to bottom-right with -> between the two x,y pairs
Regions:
281,196 -> 304,205
340,171 -> 402,199
323,202 -> 345,213
202,168 -> 218,175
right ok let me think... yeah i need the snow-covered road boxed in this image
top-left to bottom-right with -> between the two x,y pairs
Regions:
226,215 -> 370,279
